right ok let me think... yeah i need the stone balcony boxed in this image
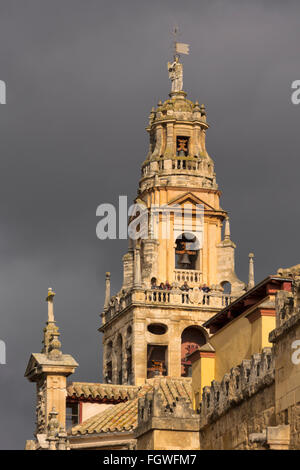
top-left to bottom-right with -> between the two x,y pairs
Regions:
102,287 -> 235,325
174,269 -> 202,287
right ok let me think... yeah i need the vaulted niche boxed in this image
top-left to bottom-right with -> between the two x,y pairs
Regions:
147,345 -> 168,378
147,323 -> 168,335
176,136 -> 189,156
175,232 -> 200,270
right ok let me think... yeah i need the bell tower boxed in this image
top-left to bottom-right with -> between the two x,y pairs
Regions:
99,56 -> 245,386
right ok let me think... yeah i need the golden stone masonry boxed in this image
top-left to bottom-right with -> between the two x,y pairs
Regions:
24,54 -> 300,450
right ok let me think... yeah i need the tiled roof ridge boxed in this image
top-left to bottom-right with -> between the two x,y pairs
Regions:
68,381 -> 138,387
67,381 -> 140,401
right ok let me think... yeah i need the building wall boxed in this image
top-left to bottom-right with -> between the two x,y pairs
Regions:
153,429 -> 200,450
103,302 -> 215,385
136,430 -> 154,450
209,302 -> 276,381
133,305 -> 210,385
270,290 -> 300,449
200,384 -> 275,450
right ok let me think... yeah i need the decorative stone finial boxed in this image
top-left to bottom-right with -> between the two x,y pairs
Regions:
224,217 -> 231,240
46,287 -> 56,323
248,253 -> 255,290
133,245 -> 142,289
194,101 -> 201,112
48,329 -> 62,359
42,287 -> 63,357
104,272 -> 111,310
148,107 -> 156,126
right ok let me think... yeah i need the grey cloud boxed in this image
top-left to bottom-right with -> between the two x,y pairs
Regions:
0,0 -> 300,448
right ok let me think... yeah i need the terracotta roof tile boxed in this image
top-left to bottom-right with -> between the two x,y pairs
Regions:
69,378 -> 193,436
70,386 -> 151,436
67,382 -> 139,402
152,377 -> 192,409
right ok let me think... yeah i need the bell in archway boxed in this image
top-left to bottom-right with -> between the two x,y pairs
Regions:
180,253 -> 191,266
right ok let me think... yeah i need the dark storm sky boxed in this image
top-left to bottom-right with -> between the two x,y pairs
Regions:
0,0 -> 300,449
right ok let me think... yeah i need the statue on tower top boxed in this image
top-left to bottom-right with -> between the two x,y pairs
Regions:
168,27 -> 190,93
168,56 -> 183,93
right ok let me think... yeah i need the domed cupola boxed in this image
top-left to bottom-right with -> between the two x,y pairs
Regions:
140,58 -> 217,194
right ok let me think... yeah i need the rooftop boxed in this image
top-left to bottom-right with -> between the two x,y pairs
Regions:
69,377 -> 193,436
203,276 -> 292,333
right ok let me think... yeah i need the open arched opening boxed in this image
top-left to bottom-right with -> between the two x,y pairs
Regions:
116,334 -> 123,384
105,341 -> 113,383
147,345 -> 168,378
175,232 -> 200,270
181,326 -> 207,377
221,281 -> 232,295
126,326 -> 132,384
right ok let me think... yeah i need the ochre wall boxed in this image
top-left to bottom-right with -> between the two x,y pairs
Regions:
144,186 -> 224,287
209,315 -> 252,381
191,354 -> 215,410
209,306 -> 276,381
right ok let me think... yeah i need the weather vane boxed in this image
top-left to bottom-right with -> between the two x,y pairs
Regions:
171,25 -> 190,60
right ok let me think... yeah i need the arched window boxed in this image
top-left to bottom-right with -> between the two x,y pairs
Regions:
175,233 -> 200,270
181,326 -> 207,377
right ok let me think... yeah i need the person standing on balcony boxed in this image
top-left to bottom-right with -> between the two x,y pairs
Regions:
180,281 -> 190,291
202,284 -> 211,293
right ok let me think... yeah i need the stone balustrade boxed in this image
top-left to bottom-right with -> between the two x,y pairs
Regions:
172,158 -> 199,171
141,157 -> 215,180
104,287 -> 234,324
199,348 -> 274,428
174,269 -> 202,286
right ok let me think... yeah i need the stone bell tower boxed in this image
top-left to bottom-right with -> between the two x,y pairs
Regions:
99,56 -> 245,386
